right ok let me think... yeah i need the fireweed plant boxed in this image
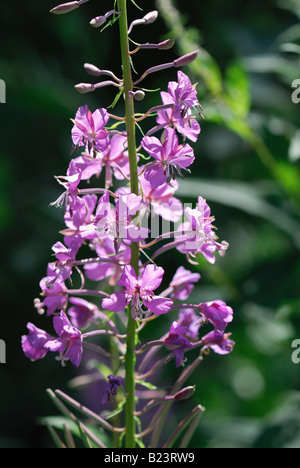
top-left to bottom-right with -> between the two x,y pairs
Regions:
22,0 -> 235,448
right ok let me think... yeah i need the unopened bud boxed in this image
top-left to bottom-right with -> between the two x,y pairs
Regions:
74,83 -> 95,94
174,386 -> 196,401
84,63 -> 101,76
90,10 -> 120,28
174,51 -> 199,68
90,16 -> 106,28
130,90 -> 146,101
143,11 -> 159,25
50,1 -> 79,14
158,39 -> 175,51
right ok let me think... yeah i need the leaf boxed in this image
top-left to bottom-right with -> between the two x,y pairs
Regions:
225,61 -> 251,118
39,416 -> 80,437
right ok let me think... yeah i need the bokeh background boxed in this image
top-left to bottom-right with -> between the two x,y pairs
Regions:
1,0 -> 300,448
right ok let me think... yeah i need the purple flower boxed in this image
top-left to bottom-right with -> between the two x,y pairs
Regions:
141,128 -> 194,189
157,90 -> 201,142
101,133 -> 130,188
79,191 -> 149,243
199,300 -> 233,332
53,311 -> 83,367
68,297 -> 99,329
38,263 -> 70,316
117,171 -> 183,223
164,321 -> 194,367
139,169 -> 183,223
201,330 -> 235,355
177,309 -> 201,341
22,323 -> 62,361
22,312 -> 83,367
102,264 -> 173,319
102,375 -> 122,404
51,236 -> 82,268
72,133 -> 129,188
170,266 -> 201,300
84,237 -> 131,286
64,194 -> 98,231
71,105 -> 110,153
166,71 -> 200,126
177,196 -> 229,264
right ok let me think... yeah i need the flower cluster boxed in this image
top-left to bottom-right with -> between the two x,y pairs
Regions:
22,2 -> 235,448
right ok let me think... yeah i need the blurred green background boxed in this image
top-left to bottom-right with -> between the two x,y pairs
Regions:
1,0 -> 300,448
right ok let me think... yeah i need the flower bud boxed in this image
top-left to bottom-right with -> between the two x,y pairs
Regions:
174,386 -> 196,401
143,11 -> 159,24
174,51 -> 199,68
90,16 -> 106,28
74,83 -> 95,94
158,39 -> 175,50
50,1 -> 79,14
131,90 -> 146,101
84,63 -> 101,76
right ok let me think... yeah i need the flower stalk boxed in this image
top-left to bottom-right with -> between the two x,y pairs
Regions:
117,0 -> 139,448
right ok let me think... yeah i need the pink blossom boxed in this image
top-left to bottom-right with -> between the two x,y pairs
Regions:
141,128 -> 194,188
102,264 -> 173,319
157,90 -> 201,142
199,300 -> 233,332
166,71 -> 200,126
84,237 -> 131,286
177,196 -> 228,264
22,311 -> 83,367
79,191 -> 149,243
72,133 -> 129,188
38,263 -> 70,316
71,105 -> 110,153
201,330 -> 235,355
164,321 -> 194,367
68,297 -> 99,329
170,266 -> 201,300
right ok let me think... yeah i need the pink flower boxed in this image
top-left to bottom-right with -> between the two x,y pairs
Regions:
166,71 -> 200,126
22,311 -> 83,367
157,91 -> 201,142
199,300 -> 233,332
68,297 -> 99,329
164,321 -> 194,367
79,191 -> 149,243
38,263 -> 70,316
177,309 -> 201,341
71,133 -> 129,188
102,264 -> 173,319
84,237 -> 131,287
201,330 -> 235,355
177,196 -> 228,264
170,266 -> 201,300
71,105 -> 110,153
141,128 -> 194,189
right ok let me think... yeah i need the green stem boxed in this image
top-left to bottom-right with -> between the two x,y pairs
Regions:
118,0 -> 139,449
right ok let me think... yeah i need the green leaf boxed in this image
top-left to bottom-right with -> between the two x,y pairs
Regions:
225,61 -> 251,118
